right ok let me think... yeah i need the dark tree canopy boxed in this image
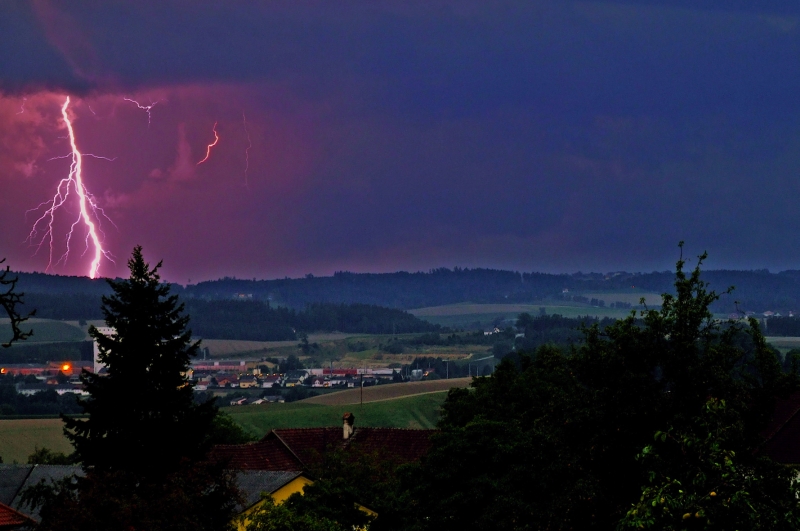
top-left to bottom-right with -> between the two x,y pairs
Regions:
412,247 -> 800,531
63,246 -> 216,476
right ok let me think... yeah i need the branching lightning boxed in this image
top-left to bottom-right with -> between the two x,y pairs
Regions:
197,121 -> 219,165
124,97 -> 158,126
27,96 -> 113,279
242,112 -> 251,187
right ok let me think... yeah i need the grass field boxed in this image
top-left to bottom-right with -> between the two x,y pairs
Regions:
0,319 -> 86,344
0,419 -> 72,464
201,333 -> 361,358
224,391 -> 447,437
303,378 -> 471,405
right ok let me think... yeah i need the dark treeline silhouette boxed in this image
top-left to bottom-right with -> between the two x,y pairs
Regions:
184,300 -> 438,341
0,341 -> 93,364
765,317 -> 800,336
12,267 -> 800,316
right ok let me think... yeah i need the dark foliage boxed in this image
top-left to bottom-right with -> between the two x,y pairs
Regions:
0,383 -> 82,416
0,341 -> 93,364
0,259 -> 33,347
411,248 -> 800,531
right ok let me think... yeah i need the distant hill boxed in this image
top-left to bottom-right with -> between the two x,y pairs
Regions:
12,267 -> 800,316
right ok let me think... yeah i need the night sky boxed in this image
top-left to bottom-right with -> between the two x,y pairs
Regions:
2,1 -> 800,283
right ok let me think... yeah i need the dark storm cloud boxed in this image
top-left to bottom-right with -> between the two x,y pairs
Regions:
2,1 -> 800,278
4,1 -> 800,120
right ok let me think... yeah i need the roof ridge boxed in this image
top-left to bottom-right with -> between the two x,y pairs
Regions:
8,465 -> 35,510
271,430 -> 306,466
762,398 -> 800,445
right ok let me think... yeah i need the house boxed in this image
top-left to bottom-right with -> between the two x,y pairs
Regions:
760,390 -> 800,464
261,375 -> 282,388
0,464 -> 83,525
282,370 -> 309,387
238,376 -> 259,389
233,470 -> 376,531
0,502 -> 34,530
234,471 -> 313,530
230,397 -> 248,406
210,413 -> 435,472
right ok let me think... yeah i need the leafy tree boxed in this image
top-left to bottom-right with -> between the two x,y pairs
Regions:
242,497 -> 345,531
27,446 -> 76,465
411,246 -> 800,531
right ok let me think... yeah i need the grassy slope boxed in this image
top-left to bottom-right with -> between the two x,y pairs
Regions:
0,419 -> 72,464
223,392 -> 447,437
0,319 -> 86,344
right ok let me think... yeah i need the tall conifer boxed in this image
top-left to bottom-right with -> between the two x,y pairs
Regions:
64,246 -> 216,477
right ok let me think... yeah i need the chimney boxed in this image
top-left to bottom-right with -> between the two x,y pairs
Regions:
342,412 -> 355,440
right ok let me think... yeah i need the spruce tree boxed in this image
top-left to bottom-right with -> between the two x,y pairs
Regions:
63,246 -> 216,477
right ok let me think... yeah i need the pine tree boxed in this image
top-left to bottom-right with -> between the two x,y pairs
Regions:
63,246 -> 216,477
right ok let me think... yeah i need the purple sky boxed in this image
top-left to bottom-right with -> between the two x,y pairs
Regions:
2,1 -> 800,282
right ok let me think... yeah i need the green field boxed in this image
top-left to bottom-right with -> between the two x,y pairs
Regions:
0,319 -> 86,344
0,419 -> 72,464
223,391 -> 446,437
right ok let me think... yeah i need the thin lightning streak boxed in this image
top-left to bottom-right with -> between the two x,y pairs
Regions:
197,122 -> 219,165
124,97 -> 158,126
47,153 -> 118,162
16,97 -> 27,115
27,97 -> 112,279
242,112 -> 251,188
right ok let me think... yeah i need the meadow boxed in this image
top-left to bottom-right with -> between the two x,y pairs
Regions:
0,318 -> 86,344
0,387 -> 456,461
0,418 -> 72,464
224,391 -> 448,436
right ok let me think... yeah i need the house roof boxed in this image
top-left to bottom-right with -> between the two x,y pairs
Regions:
0,501 -> 34,529
235,470 -> 304,510
212,426 -> 435,472
0,465 -> 83,523
762,391 -> 800,464
211,438 -> 304,471
0,466 -> 33,506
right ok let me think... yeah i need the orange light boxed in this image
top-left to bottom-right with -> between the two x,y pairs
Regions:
61,363 -> 71,372
0,368 -> 5,374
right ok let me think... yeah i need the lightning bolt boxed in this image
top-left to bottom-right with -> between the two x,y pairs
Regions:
16,97 -> 27,115
197,121 -> 219,165
242,112 -> 251,187
124,97 -> 158,126
27,96 -> 113,279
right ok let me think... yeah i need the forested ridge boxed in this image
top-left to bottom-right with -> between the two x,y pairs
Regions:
12,267 -> 800,315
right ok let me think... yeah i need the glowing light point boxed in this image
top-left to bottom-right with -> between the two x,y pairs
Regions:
197,121 -> 220,165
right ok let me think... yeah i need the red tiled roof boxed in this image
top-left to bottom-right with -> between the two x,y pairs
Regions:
0,501 -> 33,529
762,391 -> 800,464
210,437 -> 303,471
213,426 -> 435,472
